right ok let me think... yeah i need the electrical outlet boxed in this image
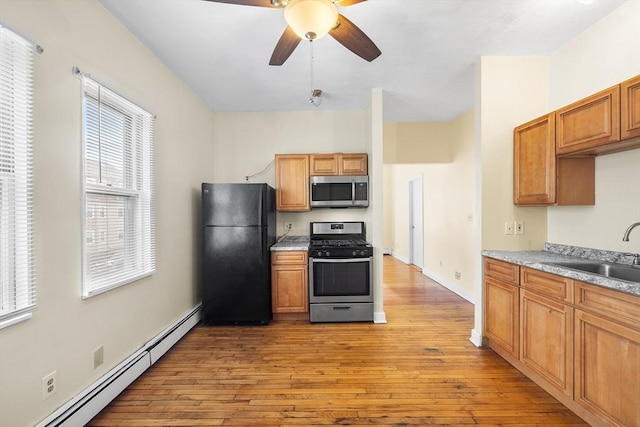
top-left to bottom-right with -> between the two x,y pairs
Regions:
42,371 -> 57,400
455,271 -> 461,280
515,221 -> 524,235
94,345 -> 104,369
504,221 -> 514,235
284,222 -> 293,231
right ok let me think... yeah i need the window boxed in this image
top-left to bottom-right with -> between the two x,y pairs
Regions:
0,25 -> 36,326
81,76 -> 154,297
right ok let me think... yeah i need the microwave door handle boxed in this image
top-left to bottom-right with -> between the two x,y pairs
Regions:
352,180 -> 356,205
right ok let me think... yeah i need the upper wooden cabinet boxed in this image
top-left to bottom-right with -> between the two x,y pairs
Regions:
514,113 -> 557,205
622,74 -> 640,141
514,113 -> 595,206
275,154 -> 310,212
309,154 -> 339,175
556,85 -> 620,156
310,153 -> 368,176
339,153 -> 368,175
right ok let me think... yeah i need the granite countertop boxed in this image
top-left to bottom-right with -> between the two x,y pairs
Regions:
271,235 -> 310,251
483,243 -> 640,296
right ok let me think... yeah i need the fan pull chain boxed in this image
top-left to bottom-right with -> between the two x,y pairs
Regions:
309,40 -> 322,106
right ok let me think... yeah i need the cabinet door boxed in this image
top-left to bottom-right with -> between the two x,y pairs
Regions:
271,265 -> 308,313
339,153 -> 368,175
484,276 -> 519,359
275,154 -> 310,212
520,290 -> 573,397
575,309 -> 640,427
514,113 -> 556,205
556,85 -> 620,155
310,154 -> 338,175
621,74 -> 640,141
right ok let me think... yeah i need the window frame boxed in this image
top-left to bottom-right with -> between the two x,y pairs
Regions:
0,24 -> 36,328
81,76 -> 155,298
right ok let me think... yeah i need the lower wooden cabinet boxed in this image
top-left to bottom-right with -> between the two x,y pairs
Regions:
520,289 -> 573,397
483,257 -> 640,427
574,309 -> 640,427
484,276 -> 519,358
271,251 -> 308,319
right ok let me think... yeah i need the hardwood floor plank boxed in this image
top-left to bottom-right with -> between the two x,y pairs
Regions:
89,256 -> 587,426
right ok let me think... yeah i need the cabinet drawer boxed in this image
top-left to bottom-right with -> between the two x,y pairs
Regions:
271,251 -> 308,265
521,267 -> 573,303
484,258 -> 519,285
575,281 -> 640,330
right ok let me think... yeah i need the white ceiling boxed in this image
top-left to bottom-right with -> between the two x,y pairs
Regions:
98,0 -> 625,122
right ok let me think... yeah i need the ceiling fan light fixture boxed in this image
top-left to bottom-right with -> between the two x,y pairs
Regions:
284,0 -> 338,41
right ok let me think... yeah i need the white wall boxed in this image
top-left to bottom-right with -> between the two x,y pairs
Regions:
0,2 -> 214,426
211,110 -> 370,237
548,0 -> 640,253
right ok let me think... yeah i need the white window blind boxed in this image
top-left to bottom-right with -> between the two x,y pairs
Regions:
81,76 -> 155,297
0,24 -> 36,324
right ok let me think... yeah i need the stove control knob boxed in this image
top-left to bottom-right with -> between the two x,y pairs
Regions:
316,251 -> 322,257
326,251 -> 331,257
360,250 -> 366,256
352,250 -> 357,256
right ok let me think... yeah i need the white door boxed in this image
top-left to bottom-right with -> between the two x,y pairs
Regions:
409,176 -> 423,269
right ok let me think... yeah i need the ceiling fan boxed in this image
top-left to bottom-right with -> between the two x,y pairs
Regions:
204,0 -> 382,65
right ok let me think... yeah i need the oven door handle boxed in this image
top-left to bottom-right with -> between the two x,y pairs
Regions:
310,257 -> 371,263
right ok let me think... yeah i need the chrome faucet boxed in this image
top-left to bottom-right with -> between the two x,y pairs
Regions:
622,222 -> 640,241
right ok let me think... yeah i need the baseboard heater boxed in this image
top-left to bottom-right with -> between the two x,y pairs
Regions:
35,304 -> 202,427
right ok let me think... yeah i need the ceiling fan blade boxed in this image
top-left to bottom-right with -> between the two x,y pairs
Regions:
329,14 -> 381,62
269,26 -> 302,66
202,0 -> 275,7
334,0 -> 367,6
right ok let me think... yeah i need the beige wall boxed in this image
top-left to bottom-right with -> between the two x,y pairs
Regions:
384,122 -> 453,164
383,109 -> 476,302
478,56 -> 550,252
0,2 -> 214,426
547,0 -> 640,253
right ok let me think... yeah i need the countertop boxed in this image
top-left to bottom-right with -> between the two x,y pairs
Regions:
483,243 -> 640,296
271,235 -> 310,251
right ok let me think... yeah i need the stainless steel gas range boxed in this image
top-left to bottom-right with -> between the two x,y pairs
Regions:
308,221 -> 373,323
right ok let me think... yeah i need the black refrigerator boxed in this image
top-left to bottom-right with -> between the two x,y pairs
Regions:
201,183 -> 276,325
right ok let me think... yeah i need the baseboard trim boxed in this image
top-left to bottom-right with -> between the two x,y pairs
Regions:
469,328 -> 483,348
35,304 -> 202,427
373,311 -> 387,324
391,252 -> 410,265
421,268 -> 476,305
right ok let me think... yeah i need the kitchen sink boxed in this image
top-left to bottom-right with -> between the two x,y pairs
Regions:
548,262 -> 640,283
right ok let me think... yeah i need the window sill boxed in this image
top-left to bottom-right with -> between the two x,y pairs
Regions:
0,312 -> 33,330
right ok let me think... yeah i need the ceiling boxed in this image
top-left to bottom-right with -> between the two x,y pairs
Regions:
98,0 -> 625,122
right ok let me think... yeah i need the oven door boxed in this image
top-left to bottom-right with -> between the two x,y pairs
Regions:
309,257 -> 373,304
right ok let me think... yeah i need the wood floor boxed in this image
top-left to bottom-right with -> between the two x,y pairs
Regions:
89,256 -> 587,426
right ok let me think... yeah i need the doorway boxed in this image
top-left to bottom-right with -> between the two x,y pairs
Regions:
408,175 -> 424,269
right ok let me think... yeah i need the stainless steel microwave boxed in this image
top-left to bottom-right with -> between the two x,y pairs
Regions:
310,175 -> 369,208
